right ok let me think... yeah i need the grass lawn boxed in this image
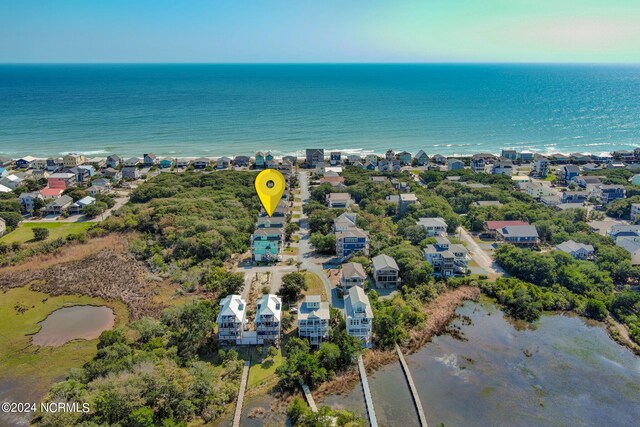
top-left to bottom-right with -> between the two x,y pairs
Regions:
0,286 -> 128,403
292,213 -> 301,219
303,272 -> 328,301
284,247 -> 299,255
1,222 -> 94,245
246,346 -> 285,389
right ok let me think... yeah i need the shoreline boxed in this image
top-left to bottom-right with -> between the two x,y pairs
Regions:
311,285 -> 481,402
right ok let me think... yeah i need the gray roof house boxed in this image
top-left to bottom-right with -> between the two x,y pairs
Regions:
556,240 -> 595,259
371,254 -> 400,288
340,262 -> 367,290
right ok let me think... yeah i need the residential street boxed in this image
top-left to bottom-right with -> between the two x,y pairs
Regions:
296,170 -> 341,307
457,226 -> 505,279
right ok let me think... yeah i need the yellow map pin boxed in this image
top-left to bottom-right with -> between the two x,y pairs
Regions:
255,169 -> 286,217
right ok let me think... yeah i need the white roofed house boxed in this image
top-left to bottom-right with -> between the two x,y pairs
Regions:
216,156 -> 232,170
344,286 -> 374,348
339,262 -> 367,291
0,217 -> 5,236
398,193 -> 419,214
417,217 -> 448,237
371,254 -> 401,288
69,196 -> 96,215
297,296 -> 330,346
217,295 -> 247,345
333,212 -> 357,232
0,174 -> 25,190
255,294 -> 282,344
556,240 -> 595,260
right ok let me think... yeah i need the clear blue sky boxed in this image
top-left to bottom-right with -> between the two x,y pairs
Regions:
1,0 -> 639,63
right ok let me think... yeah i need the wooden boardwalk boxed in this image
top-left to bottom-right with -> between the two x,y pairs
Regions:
301,382 -> 318,412
358,355 -> 378,427
396,344 -> 429,427
232,361 -> 251,427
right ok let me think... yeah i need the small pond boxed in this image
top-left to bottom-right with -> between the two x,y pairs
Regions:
32,305 -> 115,347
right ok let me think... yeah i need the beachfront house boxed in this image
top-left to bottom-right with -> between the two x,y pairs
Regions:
63,153 -> 85,168
158,158 -> 174,169
344,286 -> 374,348
256,294 -> 282,344
333,212 -> 357,232
217,295 -> 247,345
496,225 -> 540,246
298,296 -> 330,346
423,236 -> 469,277
143,153 -> 157,167
330,151 -> 342,166
43,195 -> 73,215
255,152 -> 266,168
570,153 -> 592,164
16,156 -> 36,169
398,151 -> 412,165
216,156 -> 231,170
193,158 -> 210,169
339,262 -> 367,291
492,159 -> 514,175
106,155 -> 121,169
501,149 -> 518,161
417,217 -> 448,237
283,155 -> 297,165
597,185 -> 625,205
306,149 -> 324,166
556,240 -> 595,259
518,151 -> 534,162
326,192 -> 354,209
371,254 -> 400,288
69,196 -> 96,215
234,155 -> 251,167
385,149 -> 395,161
251,228 -> 283,262
414,150 -> 429,166
335,227 -> 369,260
447,158 -> 464,171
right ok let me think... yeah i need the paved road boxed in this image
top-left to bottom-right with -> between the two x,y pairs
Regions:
296,170 -> 339,306
457,226 -> 504,278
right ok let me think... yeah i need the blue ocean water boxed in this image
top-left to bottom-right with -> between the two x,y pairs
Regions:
0,64 -> 639,158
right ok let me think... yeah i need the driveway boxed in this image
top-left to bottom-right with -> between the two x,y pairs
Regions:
457,226 -> 505,279
296,170 -> 339,306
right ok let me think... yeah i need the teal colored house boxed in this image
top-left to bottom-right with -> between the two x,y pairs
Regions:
159,159 -> 174,168
265,151 -> 274,163
398,151 -> 412,165
252,229 -> 284,262
255,152 -> 266,168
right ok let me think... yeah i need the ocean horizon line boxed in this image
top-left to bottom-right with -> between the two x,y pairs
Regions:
2,62 -> 640,66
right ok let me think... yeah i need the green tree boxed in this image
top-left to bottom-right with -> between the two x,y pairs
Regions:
32,226 -> 49,241
278,272 -> 308,303
309,232 -> 336,254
